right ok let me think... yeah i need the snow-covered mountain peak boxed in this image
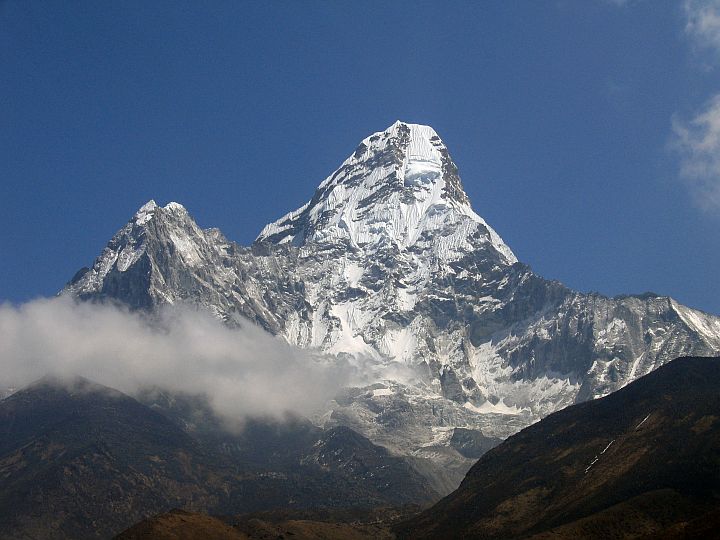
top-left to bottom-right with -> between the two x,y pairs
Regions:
164,201 -> 188,213
63,122 -> 720,491
132,200 -> 190,226
138,199 -> 158,212
370,120 -> 440,147
350,121 -> 454,196
134,200 -> 158,225
257,122 -> 516,265
65,200 -> 219,306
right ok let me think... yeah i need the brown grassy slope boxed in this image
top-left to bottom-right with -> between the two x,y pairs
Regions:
114,509 -> 395,540
115,510 -> 249,540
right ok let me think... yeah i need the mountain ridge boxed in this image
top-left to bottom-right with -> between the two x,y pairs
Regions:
62,121 -> 720,490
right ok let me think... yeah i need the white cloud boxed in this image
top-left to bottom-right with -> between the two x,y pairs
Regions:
671,2 -> 720,211
0,297 -> 351,422
672,94 -> 720,211
684,0 -> 720,56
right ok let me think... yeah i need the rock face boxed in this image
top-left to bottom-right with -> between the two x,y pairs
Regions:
395,356 -> 720,539
64,121 -> 720,489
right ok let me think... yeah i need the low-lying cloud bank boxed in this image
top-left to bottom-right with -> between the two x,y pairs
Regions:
0,296 -> 350,421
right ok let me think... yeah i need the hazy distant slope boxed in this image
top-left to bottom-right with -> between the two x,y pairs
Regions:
0,377 -> 438,539
0,376 -> 224,539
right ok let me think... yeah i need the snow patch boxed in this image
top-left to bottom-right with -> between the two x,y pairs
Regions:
464,400 -> 526,416
635,413 -> 651,430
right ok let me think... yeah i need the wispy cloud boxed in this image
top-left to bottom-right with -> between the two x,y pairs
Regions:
0,297 -> 352,422
672,94 -> 720,211
684,0 -> 720,57
669,1 -> 720,211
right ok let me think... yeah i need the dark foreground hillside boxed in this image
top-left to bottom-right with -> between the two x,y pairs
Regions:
5,356 -> 720,539
0,377 -> 437,539
114,507 -> 403,540
396,356 -> 720,539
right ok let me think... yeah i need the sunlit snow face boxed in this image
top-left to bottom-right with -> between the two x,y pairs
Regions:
255,121 -> 517,265
403,157 -> 442,188
396,123 -> 445,193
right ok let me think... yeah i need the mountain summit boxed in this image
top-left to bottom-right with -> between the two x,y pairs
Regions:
63,122 -> 720,491
257,121 -> 516,265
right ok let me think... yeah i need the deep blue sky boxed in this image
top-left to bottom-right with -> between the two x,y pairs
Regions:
2,1 -> 719,314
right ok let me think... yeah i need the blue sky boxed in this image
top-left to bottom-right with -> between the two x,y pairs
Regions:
2,1 -> 719,314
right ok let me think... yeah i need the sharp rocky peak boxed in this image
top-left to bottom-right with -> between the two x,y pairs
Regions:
132,200 -> 189,226
64,199 -> 218,306
256,121 -> 516,264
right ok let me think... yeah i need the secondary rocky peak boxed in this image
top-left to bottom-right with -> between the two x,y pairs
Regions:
138,199 -> 158,212
134,199 -> 158,225
132,200 -> 190,226
64,199 -> 216,308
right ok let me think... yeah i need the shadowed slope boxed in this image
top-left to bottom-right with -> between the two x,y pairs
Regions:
0,377 -> 438,539
0,377 -> 226,539
396,356 -> 720,539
